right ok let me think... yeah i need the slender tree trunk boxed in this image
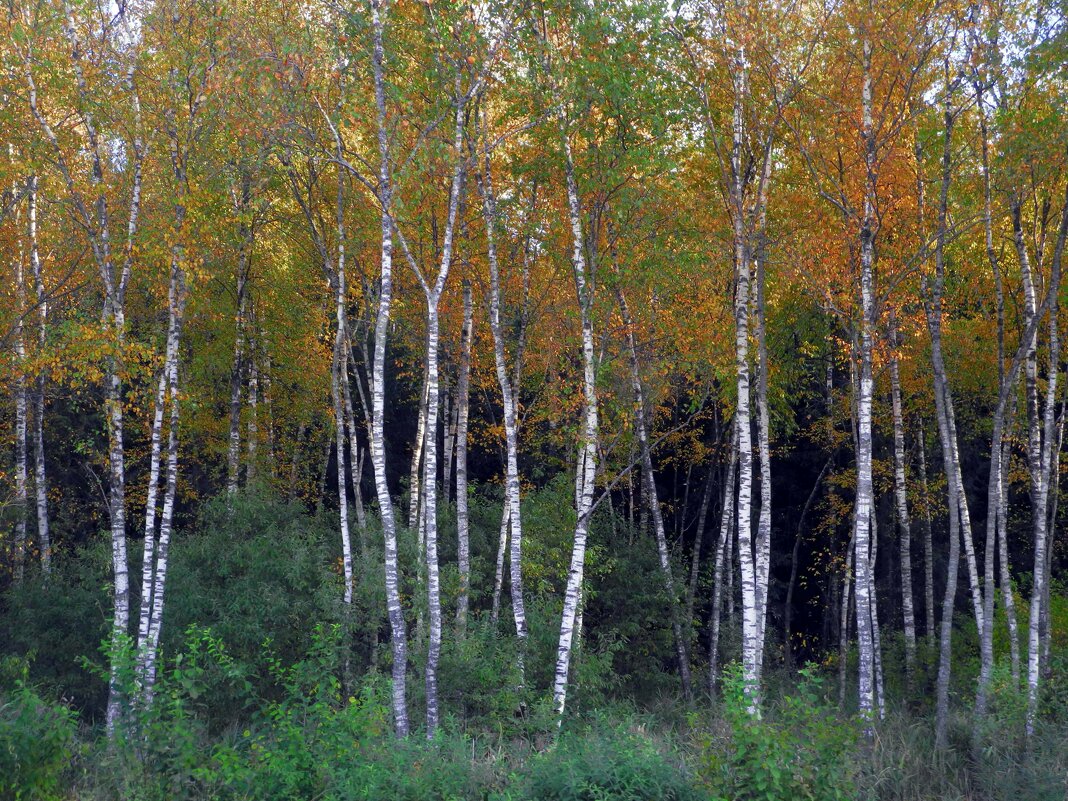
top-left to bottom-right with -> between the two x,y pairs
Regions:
422,308 -> 444,735
409,377 -> 429,531
490,502 -> 510,627
247,345 -> 259,484
143,259 -> 186,705
1025,188 -> 1067,735
370,0 -> 408,736
28,175 -> 49,572
342,362 -> 367,550
23,5 -> 143,731
550,105 -> 600,723
870,509 -> 886,719
686,467 -> 715,647
1040,394 -> 1063,677
476,129 -> 528,667
916,416 -> 936,646
999,403 -> 1021,683
226,182 -> 252,500
838,533 -> 854,708
332,341 -> 354,605
442,386 -> 453,505
709,429 -> 737,692
12,198 -> 28,582
753,223 -> 773,679
853,35 -> 877,731
729,42 -> 760,711
455,283 -> 473,633
138,113 -> 193,707
889,314 -> 916,682
617,289 -> 693,701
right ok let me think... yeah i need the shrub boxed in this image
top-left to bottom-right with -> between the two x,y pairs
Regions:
0,662 -> 77,801
513,719 -> 700,801
698,664 -> 859,801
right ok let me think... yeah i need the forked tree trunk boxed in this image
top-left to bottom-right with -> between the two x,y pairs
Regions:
1025,188 -> 1067,735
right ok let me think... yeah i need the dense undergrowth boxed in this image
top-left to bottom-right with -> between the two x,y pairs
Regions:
2,489 -> 1066,801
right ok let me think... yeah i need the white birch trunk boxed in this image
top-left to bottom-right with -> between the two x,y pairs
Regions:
455,283 -> 473,633
370,0 -> 408,736
889,316 -> 916,679
916,416 -> 936,645
226,183 -> 252,499
490,503 -> 510,627
709,430 -> 737,692
28,175 -> 50,572
550,114 -> 600,722
1025,191 -> 1067,735
476,128 -> 528,664
853,36 -> 877,729
12,213 -> 28,582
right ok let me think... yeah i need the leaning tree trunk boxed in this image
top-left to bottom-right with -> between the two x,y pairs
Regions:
477,128 -> 528,668
929,81 -> 963,749
490,503 -> 510,627
142,258 -> 186,705
617,288 -> 693,701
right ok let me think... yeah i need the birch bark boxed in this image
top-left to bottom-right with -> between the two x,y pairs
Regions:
370,0 -> 409,736
549,98 -> 601,723
12,193 -> 28,582
28,174 -> 49,572
455,282 -> 473,633
709,431 -> 737,692
889,314 -> 916,680
226,179 -> 253,499
476,124 -> 528,665
853,34 -> 877,730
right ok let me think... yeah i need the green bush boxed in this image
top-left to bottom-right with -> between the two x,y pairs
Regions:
698,664 -> 859,801
0,662 -> 77,801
